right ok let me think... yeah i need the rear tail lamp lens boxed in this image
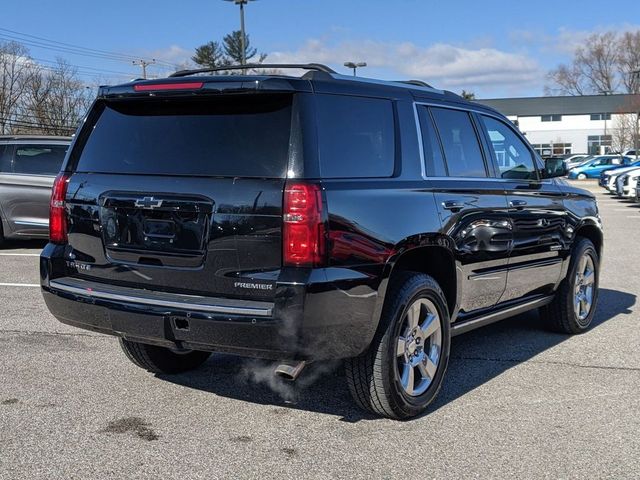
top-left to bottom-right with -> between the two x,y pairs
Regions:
283,183 -> 325,267
50,173 -> 70,244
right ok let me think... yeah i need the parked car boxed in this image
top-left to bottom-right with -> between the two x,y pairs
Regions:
0,136 -> 72,247
600,161 -> 640,191
563,154 -> 590,169
615,168 -> 640,199
566,155 -> 594,171
568,155 -> 633,179
40,65 -> 603,419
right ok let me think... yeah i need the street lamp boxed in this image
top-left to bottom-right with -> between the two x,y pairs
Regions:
632,70 -> 640,159
344,61 -> 367,76
223,0 -> 256,65
599,89 -> 614,145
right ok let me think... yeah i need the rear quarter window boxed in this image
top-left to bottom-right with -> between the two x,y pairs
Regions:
316,94 -> 395,178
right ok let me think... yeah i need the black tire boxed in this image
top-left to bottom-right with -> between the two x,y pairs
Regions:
541,237 -> 599,334
345,272 -> 451,419
119,338 -> 211,374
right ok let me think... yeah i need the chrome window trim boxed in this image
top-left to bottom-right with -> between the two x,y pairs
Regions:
412,101 -> 551,184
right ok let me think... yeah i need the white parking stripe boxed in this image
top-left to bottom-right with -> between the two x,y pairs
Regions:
0,253 -> 40,257
0,283 -> 40,287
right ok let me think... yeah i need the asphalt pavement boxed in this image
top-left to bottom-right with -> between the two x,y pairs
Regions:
1,180 -> 639,479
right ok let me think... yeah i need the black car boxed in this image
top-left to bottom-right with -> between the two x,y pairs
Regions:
40,64 -> 603,419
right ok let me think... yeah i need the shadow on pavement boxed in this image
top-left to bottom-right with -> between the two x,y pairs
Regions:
159,288 -> 635,422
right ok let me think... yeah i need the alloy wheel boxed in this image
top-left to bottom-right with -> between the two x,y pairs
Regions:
396,298 -> 442,397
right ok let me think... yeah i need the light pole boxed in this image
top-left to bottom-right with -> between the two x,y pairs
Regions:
223,0 -> 256,65
344,61 -> 367,76
599,89 -> 614,151
632,69 -> 640,159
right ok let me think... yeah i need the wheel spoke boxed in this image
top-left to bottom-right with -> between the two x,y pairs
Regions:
580,297 -> 588,317
583,270 -> 595,286
407,301 -> 421,329
400,363 -> 414,395
418,354 -> 438,380
420,313 -> 439,339
396,337 -> 407,357
574,295 -> 581,313
578,255 -> 587,276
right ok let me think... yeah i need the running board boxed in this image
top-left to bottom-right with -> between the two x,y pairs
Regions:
451,295 -> 554,336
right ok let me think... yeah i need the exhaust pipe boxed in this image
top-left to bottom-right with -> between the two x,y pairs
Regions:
274,360 -> 307,381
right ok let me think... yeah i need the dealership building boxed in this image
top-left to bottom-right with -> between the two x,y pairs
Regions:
477,94 -> 640,156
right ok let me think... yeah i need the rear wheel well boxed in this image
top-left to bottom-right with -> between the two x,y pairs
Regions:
390,246 -> 456,315
575,224 -> 603,257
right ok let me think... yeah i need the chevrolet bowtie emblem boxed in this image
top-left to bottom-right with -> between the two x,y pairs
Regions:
135,197 -> 163,209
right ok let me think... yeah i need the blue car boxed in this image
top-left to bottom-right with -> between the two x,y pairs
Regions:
568,155 -> 633,179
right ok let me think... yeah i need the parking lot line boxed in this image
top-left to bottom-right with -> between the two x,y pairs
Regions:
0,253 -> 40,257
0,282 -> 40,287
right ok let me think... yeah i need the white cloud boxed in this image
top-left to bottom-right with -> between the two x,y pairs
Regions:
269,38 -> 543,95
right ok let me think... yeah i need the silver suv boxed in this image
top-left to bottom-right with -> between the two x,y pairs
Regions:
0,136 -> 71,247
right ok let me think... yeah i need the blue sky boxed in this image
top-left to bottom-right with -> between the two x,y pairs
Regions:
2,0 -> 639,97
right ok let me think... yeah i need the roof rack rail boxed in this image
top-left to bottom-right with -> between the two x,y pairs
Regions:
396,80 -> 434,88
169,63 -> 337,78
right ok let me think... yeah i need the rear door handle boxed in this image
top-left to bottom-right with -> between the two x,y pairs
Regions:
509,199 -> 528,208
442,200 -> 464,211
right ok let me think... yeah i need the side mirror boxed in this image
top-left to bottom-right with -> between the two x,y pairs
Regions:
543,157 -> 567,178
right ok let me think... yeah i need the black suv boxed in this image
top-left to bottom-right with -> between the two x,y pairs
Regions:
40,64 -> 602,419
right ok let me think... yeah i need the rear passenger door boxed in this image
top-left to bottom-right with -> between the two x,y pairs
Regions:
477,114 -> 565,302
418,105 -> 512,315
0,143 -> 67,237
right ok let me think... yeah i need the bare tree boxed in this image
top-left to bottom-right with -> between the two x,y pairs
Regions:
546,31 -> 640,96
610,113 -> 636,153
22,59 -> 93,135
0,41 -> 36,134
617,31 -> 640,94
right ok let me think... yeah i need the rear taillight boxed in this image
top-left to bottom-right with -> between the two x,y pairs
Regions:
50,173 -> 70,244
283,182 -> 325,267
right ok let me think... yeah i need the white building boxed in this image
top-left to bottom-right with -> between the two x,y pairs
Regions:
477,94 -> 640,156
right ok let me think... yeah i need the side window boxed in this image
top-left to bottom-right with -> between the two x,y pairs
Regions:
480,115 -> 537,180
0,145 -> 12,173
430,107 -> 487,178
12,145 -> 67,175
316,94 -> 395,178
417,106 -> 447,176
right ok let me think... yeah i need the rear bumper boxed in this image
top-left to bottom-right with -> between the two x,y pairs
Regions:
40,245 -> 381,361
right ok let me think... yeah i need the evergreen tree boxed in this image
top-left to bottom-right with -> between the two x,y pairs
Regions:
191,41 -> 229,70
461,90 -> 476,100
223,31 -> 266,65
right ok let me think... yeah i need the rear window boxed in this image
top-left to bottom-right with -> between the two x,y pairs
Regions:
74,95 -> 293,177
316,94 -> 395,178
0,144 -> 68,175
